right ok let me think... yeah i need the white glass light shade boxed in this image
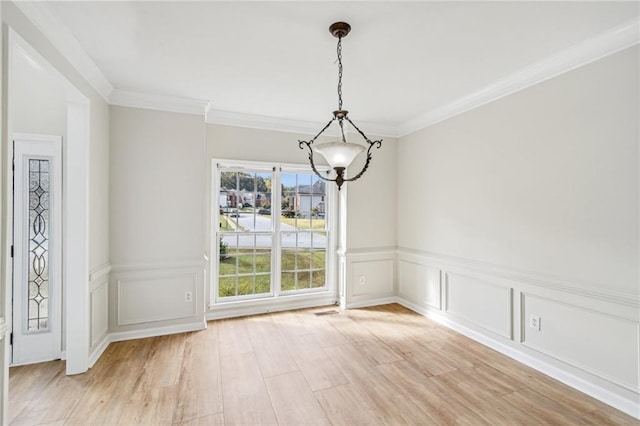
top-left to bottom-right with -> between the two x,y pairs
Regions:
314,142 -> 365,169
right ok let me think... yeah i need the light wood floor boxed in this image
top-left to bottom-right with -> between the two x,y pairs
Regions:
9,304 -> 638,425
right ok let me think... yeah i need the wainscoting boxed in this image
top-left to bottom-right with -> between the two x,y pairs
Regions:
108,258 -> 207,341
88,264 -> 110,366
345,248 -> 396,308
396,247 -> 640,418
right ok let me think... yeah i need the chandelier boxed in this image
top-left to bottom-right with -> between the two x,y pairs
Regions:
299,22 -> 382,190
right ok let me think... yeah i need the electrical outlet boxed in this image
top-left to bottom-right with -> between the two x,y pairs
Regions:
359,275 -> 365,285
529,315 -> 541,331
185,291 -> 192,302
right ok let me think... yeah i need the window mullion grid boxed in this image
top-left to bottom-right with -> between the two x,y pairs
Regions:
252,234 -> 256,295
310,232 -> 314,290
273,168 -> 282,296
234,233 -> 239,297
214,162 -> 331,303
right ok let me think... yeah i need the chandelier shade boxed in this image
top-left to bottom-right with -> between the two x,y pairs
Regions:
298,22 -> 382,190
314,141 -> 365,169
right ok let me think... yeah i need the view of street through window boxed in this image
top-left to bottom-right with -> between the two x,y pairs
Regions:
217,169 -> 328,298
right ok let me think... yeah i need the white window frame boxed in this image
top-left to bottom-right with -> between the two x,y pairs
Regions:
210,159 -> 337,307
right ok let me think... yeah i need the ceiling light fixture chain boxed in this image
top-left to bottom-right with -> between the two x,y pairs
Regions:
298,22 -> 382,191
337,35 -> 343,111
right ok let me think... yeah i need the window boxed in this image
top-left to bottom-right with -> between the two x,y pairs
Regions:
281,172 -> 327,292
213,161 -> 334,304
217,169 -> 273,298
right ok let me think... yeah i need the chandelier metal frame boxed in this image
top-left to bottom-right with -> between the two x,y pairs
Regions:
298,22 -> 382,190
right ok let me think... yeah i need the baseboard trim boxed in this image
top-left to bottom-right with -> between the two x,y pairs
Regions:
346,296 -> 398,309
207,294 -> 338,320
88,335 -> 110,368
109,320 -> 207,343
395,297 -> 640,420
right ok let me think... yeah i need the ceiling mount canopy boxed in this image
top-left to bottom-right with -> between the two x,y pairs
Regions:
299,22 -> 382,191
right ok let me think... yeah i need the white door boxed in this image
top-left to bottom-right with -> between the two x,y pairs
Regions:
12,134 -> 62,365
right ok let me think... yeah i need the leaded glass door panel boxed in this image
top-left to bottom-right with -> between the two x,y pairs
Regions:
12,135 -> 62,365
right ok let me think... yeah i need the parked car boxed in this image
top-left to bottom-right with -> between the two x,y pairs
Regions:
258,208 -> 271,215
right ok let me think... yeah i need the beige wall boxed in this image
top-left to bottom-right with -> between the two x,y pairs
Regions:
345,133 -> 397,250
398,46 -> 639,295
109,106 -> 206,334
9,49 -> 67,136
110,107 -> 205,264
396,46 -> 640,411
206,124 -> 331,165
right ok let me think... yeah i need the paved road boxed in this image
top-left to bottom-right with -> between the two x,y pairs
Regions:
221,213 -> 326,249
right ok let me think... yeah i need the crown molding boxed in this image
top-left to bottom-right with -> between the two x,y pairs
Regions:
110,90 -> 210,116
397,17 -> 640,137
206,108 -> 399,138
13,0 -> 114,102
15,1 -> 639,137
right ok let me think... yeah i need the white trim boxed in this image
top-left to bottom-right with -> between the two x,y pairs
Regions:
206,108 -> 398,138
397,18 -> 640,136
345,296 -> 398,309
398,247 -> 639,308
88,335 -> 109,368
0,319 -> 7,341
345,246 -> 397,255
16,3 -> 639,137
395,297 -> 640,420
110,90 -> 209,116
13,1 -> 113,102
111,257 -> 206,272
89,263 -> 111,283
109,321 -> 207,343
207,293 -> 337,321
520,292 -> 640,392
7,29 -> 93,375
444,273 -> 515,340
64,102 -> 91,376
214,158 -> 330,173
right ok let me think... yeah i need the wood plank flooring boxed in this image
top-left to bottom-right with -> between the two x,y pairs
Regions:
9,304 -> 639,425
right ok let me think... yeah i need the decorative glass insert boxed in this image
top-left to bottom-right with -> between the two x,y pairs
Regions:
27,159 -> 50,332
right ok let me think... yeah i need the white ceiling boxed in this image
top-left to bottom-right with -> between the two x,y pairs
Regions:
31,1 -> 640,135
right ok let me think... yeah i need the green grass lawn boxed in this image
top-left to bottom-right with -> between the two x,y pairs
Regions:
218,249 -> 326,297
279,217 -> 325,230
